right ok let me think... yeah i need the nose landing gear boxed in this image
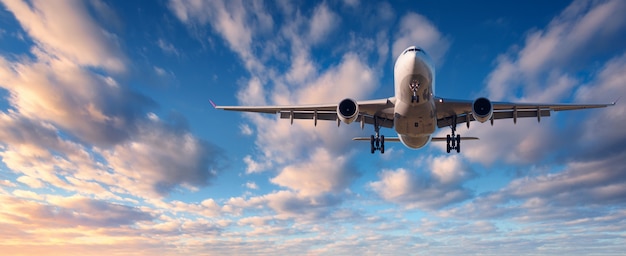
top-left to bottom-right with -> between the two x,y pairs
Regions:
410,81 -> 420,103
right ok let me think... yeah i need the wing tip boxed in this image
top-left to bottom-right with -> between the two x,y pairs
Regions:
209,99 -> 217,109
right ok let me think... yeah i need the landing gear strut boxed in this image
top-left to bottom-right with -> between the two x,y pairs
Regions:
370,118 -> 385,154
410,81 -> 420,103
446,116 -> 461,153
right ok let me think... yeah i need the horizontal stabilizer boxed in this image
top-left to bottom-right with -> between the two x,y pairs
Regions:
353,137 -> 401,142
431,137 -> 479,142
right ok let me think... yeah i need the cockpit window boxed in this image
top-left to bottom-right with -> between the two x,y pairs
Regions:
402,47 -> 423,55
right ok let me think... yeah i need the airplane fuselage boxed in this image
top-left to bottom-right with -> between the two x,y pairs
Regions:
393,46 -> 437,149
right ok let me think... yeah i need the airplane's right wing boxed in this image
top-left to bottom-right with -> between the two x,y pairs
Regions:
435,97 -> 615,128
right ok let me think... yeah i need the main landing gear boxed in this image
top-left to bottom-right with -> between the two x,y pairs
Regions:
446,116 -> 462,153
370,119 -> 385,154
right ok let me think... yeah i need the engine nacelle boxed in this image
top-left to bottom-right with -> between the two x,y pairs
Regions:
472,97 -> 493,123
337,98 -> 359,124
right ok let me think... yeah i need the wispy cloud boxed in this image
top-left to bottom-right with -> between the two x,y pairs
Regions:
1,0 -> 127,73
308,3 -> 339,45
156,38 -> 180,56
486,0 -> 626,101
458,0 -> 626,166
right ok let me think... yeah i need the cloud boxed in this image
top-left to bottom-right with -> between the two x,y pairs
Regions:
486,0 -> 626,101
1,194 -> 153,228
0,111 -> 105,194
245,181 -> 258,190
440,150 -> 626,226
242,155 -> 272,174
167,0 -> 270,73
0,1 -> 226,201
392,12 -> 451,65
369,155 -> 475,210
271,148 -> 359,196
0,106 -> 225,200
225,190 -> 344,221
16,176 -> 44,188
1,0 -> 127,73
149,198 -> 222,218
99,115 -> 224,198
308,3 -> 339,45
239,123 -> 253,135
458,0 -> 626,165
0,50 -> 155,147
284,51 -> 317,84
572,52 -> 626,159
342,0 -> 360,8
156,38 -> 180,56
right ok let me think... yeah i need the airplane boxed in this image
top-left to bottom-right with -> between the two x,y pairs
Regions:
212,46 -> 615,154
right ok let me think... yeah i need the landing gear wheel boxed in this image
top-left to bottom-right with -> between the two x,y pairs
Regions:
445,116 -> 463,154
367,117 -> 386,154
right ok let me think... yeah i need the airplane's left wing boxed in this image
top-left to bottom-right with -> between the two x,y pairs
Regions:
435,97 -> 615,128
212,97 -> 396,128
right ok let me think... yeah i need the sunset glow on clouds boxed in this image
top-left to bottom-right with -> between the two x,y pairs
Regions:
1,0 -> 625,255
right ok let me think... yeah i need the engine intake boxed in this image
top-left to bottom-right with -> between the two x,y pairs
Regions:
472,97 -> 493,123
337,98 -> 359,124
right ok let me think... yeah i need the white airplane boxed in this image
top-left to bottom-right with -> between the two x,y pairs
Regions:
213,46 -> 615,154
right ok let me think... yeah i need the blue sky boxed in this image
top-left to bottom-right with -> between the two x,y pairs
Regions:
1,0 -> 625,255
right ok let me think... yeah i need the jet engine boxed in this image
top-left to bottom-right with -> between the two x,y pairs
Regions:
472,97 -> 493,123
337,98 -> 359,124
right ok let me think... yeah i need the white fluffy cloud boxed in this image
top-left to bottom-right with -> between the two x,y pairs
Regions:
99,116 -> 222,198
392,12 -> 450,65
271,148 -> 358,196
370,155 -> 475,210
0,50 -> 152,146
